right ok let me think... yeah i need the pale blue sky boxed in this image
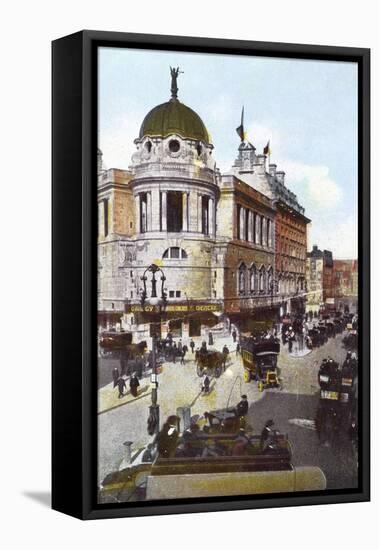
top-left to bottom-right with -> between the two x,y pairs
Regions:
99,47 -> 358,259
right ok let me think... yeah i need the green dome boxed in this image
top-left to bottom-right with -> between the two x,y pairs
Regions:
139,99 -> 210,143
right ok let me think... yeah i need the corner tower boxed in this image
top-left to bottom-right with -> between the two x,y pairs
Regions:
126,69 -> 221,339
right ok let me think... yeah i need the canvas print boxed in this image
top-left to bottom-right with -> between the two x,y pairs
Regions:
97,48 -> 358,504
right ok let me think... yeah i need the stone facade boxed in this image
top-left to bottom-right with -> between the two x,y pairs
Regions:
305,245 -> 334,313
97,74 -> 310,339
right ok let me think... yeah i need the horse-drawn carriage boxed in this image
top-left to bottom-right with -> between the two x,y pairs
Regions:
240,338 -> 281,391
156,338 -> 183,362
195,348 -> 227,378
98,330 -> 133,358
316,357 -> 357,445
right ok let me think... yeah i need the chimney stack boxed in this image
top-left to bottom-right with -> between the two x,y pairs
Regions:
253,154 -> 266,174
269,164 -> 277,177
276,171 -> 285,185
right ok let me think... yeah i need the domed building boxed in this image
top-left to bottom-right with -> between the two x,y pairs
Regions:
126,68 -> 221,338
97,68 -> 309,341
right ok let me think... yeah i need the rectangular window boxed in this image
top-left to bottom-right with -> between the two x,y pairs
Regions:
201,195 -> 209,235
140,193 -> 147,233
236,205 -> 241,239
167,191 -> 183,232
245,210 -> 249,241
175,291 -> 181,298
169,290 -> 175,298
103,198 -> 109,237
170,247 -> 180,258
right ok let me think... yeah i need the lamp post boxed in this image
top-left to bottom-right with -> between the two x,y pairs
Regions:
140,264 -> 167,436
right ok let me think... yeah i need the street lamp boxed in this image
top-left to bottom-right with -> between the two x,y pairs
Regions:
140,264 -> 167,436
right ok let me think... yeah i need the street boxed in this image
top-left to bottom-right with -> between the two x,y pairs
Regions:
98,331 -> 357,491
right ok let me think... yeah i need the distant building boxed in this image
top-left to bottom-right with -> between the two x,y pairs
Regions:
333,259 -> 358,313
306,245 -> 334,313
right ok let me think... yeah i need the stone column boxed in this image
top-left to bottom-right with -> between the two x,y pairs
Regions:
198,193 -> 202,233
161,191 -> 167,231
188,192 -> 198,232
183,192 -> 189,232
135,194 -> 141,233
247,210 -> 252,242
209,197 -> 214,237
146,191 -> 152,231
262,217 -> 267,246
241,207 -> 246,240
98,200 -> 104,239
151,188 -> 160,231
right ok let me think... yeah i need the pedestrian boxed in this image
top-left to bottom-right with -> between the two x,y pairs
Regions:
178,339 -> 183,353
190,339 -> 195,354
288,327 -> 295,353
112,366 -> 120,388
208,331 -> 214,346
172,342 -> 177,363
202,373 -> 210,394
116,376 -> 126,398
236,342 -> 240,356
129,371 -> 140,398
222,345 -> 229,368
120,351 -> 128,376
136,356 -> 144,378
235,395 -> 249,417
180,348 -> 186,365
260,419 -> 274,449
232,328 -> 237,343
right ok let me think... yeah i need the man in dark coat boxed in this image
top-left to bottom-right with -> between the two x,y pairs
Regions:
116,376 -> 126,398
235,395 -> 249,417
260,419 -> 275,449
129,372 -> 140,397
112,367 -> 120,388
208,331 -> 214,346
190,339 -> 195,354
232,328 -> 237,343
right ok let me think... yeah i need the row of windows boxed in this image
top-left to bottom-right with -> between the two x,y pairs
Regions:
139,191 -> 212,235
236,205 -> 273,248
238,264 -> 273,295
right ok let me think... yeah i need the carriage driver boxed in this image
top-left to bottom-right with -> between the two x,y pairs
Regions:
235,395 -> 249,417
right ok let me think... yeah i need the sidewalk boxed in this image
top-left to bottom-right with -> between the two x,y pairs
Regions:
98,377 -> 152,415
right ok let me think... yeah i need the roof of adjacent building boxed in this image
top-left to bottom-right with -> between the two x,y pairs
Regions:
139,98 -> 210,143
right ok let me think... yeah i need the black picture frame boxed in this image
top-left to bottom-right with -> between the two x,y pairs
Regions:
52,30 -> 370,520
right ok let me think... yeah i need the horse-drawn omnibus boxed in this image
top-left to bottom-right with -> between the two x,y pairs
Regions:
240,337 -> 281,391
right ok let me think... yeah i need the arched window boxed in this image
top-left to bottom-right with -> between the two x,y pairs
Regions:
162,247 -> 188,259
259,266 -> 266,293
238,263 -> 247,295
250,264 -> 257,293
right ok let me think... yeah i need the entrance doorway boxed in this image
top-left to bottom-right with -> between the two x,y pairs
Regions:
189,319 -> 201,337
169,319 -> 182,337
